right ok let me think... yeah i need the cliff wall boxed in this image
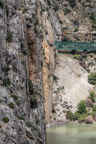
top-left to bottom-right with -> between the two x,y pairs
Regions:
0,0 -> 46,143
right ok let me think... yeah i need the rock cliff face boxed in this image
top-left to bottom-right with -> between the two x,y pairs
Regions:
0,0 -> 46,143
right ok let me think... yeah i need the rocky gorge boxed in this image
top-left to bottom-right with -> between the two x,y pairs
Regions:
0,0 -> 96,143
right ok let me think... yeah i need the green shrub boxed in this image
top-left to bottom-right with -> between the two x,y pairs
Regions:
30,97 -> 38,109
73,112 -> 80,120
66,111 -> 73,120
0,0 -> 4,9
2,67 -> 10,72
74,54 -> 80,60
59,20 -> 63,25
13,6 -> 17,10
88,91 -> 96,102
9,102 -> 14,109
47,0 -> 51,7
78,117 -> 85,123
68,0 -> 76,8
90,13 -> 95,21
23,8 -> 28,14
77,100 -> 87,114
94,57 -> 96,62
16,100 -> 21,106
53,75 -> 59,81
11,94 -> 18,101
31,124 -> 38,131
92,24 -> 96,29
41,61 -> 43,67
29,80 -> 34,95
11,94 -> 21,106
21,42 -> 28,55
45,30 -> 48,35
3,78 -> 11,86
92,105 -> 96,112
34,17 -> 39,26
92,33 -> 96,36
6,32 -> 13,42
88,72 -> 96,85
90,54 -> 93,58
57,108 -> 60,111
26,121 -> 38,131
54,117 -> 56,121
91,111 -> 96,117
0,99 -> 2,103
52,108 -> 56,113
21,48 -> 28,55
26,121 -> 32,127
74,28 -> 79,32
2,117 -> 9,123
17,116 -> 25,120
64,8 -> 71,15
53,5 -> 59,11
78,113 -> 88,123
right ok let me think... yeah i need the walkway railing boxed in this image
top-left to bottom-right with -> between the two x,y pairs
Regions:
54,41 -> 96,50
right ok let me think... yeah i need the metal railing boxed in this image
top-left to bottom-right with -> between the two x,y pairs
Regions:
54,41 -> 96,50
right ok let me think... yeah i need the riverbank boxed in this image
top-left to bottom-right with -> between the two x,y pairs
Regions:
47,123 -> 96,144
46,120 -> 96,128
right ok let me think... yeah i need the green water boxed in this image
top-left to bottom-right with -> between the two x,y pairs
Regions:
47,124 -> 96,144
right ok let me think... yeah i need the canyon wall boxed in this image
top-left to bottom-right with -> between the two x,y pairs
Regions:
0,0 -> 46,143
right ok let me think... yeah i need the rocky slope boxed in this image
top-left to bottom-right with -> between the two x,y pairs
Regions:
52,53 -> 94,121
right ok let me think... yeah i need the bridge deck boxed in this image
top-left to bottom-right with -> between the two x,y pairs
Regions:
54,41 -> 96,50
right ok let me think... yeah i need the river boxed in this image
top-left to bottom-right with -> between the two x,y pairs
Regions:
47,124 -> 96,144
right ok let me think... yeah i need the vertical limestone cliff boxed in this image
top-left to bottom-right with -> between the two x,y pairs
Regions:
39,0 -> 61,121
0,0 -> 46,143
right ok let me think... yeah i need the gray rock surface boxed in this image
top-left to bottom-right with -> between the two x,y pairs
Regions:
0,0 -> 46,143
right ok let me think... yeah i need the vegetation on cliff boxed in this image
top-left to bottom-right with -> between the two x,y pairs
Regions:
66,90 -> 96,124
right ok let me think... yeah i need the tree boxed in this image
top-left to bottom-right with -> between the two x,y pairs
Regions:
88,72 -> 96,85
88,91 -> 96,102
77,100 -> 87,114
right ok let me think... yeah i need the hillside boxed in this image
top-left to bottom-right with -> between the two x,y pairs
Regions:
52,53 -> 94,121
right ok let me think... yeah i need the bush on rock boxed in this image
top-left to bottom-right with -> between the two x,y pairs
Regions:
77,100 -> 87,114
